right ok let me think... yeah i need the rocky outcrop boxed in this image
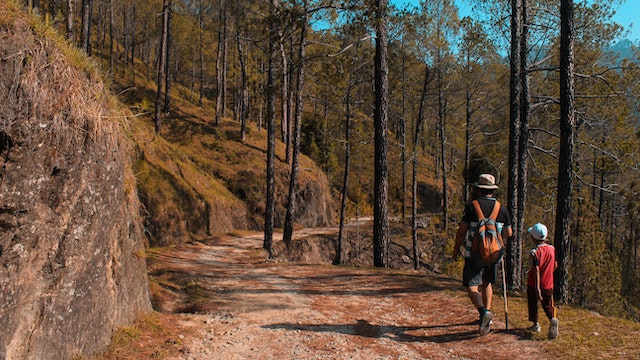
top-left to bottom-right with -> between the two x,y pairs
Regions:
0,5 -> 151,359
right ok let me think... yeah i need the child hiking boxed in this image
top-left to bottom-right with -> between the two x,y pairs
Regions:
526,223 -> 559,339
453,174 -> 513,336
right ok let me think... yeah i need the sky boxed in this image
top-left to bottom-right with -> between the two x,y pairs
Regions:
393,0 -> 640,42
612,1 -> 640,41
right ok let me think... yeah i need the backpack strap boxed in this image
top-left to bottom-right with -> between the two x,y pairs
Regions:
471,199 -> 500,220
489,201 -> 504,245
488,201 -> 500,221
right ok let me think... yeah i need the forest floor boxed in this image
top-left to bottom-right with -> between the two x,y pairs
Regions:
91,220 -> 563,360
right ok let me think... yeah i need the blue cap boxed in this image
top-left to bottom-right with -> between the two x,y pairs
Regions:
528,223 -> 548,241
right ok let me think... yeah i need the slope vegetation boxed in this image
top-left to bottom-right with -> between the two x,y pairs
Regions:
110,72 -> 336,247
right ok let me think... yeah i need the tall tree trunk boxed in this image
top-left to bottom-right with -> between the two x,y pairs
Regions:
400,48 -> 407,222
373,0 -> 390,268
507,0 -> 521,289
222,6 -> 228,117
130,3 -> 137,85
163,0 -> 174,113
80,0 -> 93,55
109,0 -> 114,73
280,37 -> 291,162
336,68 -> 354,266
515,0 -> 530,290
258,58 -> 265,132
154,0 -> 169,133
437,56 -> 448,234
122,4 -> 129,77
555,0 -> 575,304
412,65 -> 429,271
263,0 -> 279,257
236,2 -> 248,142
283,10 -> 308,249
199,0 -> 205,105
97,0 -> 105,52
215,0 -> 227,125
464,84 -> 471,204
67,0 -> 75,43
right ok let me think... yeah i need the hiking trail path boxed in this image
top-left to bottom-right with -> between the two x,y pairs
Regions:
146,223 -> 547,360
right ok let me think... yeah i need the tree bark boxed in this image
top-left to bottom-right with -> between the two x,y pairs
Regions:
506,0 -> 521,290
515,0 -> 530,290
464,80 -> 471,204
283,8 -> 308,249
80,0 -> 93,55
199,0 -> 205,105
437,50 -> 448,235
215,0 -> 228,125
280,37 -> 291,162
400,48 -> 407,223
154,0 -> 170,133
555,0 -> 575,304
109,0 -> 114,72
67,0 -> 75,43
163,0 -> 174,113
413,65 -> 429,271
236,2 -> 248,142
373,0 -> 390,268
263,0 -> 279,257
130,3 -> 137,85
122,4 -> 129,77
336,69 -> 353,266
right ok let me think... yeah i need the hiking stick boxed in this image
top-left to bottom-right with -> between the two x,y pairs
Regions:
502,256 -> 509,330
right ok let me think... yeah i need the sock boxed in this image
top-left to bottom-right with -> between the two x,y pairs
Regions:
478,306 -> 487,315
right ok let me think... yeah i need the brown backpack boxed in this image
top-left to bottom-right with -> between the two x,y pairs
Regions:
470,200 -> 505,266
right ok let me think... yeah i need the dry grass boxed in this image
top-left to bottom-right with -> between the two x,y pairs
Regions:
1,0 -> 133,157
83,311 -> 192,360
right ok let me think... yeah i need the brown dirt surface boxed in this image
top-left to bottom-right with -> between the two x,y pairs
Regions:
106,223 -> 552,360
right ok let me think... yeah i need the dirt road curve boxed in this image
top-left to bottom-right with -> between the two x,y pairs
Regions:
149,229 -> 547,360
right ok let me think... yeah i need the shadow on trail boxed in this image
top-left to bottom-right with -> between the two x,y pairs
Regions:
264,319 -> 482,343
264,319 -> 530,344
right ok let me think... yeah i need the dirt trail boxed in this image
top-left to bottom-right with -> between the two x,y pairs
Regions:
147,227 -> 548,360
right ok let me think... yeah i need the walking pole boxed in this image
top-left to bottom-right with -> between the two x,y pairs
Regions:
502,256 -> 509,330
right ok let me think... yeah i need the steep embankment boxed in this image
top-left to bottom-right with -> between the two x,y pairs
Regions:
0,4 -> 150,359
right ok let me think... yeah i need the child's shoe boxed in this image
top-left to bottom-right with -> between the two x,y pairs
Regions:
528,323 -> 541,333
548,317 -> 559,339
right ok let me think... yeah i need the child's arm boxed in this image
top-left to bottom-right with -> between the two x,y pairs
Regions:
535,265 -> 542,300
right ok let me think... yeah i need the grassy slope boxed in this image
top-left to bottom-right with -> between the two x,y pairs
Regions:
102,52 -> 335,246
